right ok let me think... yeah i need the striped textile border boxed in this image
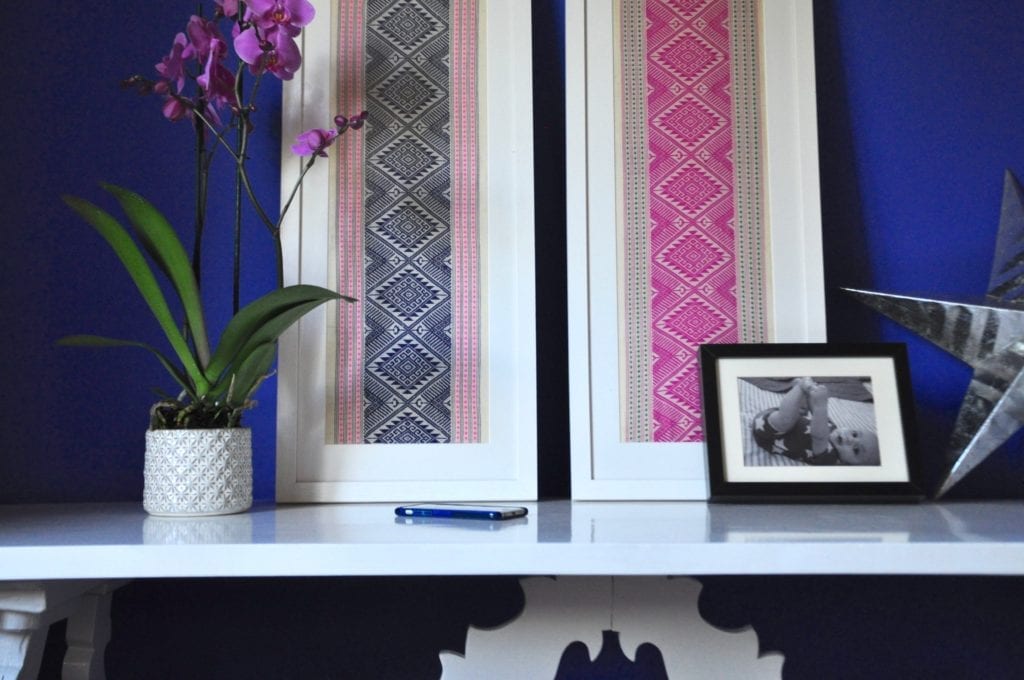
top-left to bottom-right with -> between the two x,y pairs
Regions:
730,0 -> 769,342
620,0 -> 654,442
451,0 -> 480,442
334,0 -> 367,443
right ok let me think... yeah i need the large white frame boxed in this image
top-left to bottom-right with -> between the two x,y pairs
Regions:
567,0 -> 827,500
277,0 -> 537,502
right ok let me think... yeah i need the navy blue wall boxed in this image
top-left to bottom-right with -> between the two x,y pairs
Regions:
1,1 -> 283,502
819,0 -> 1024,497
4,1 -> 1023,678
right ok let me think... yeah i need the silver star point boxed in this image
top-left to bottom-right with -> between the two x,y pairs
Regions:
846,170 -> 1024,497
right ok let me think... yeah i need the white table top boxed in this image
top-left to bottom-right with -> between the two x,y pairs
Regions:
1,500 -> 1022,580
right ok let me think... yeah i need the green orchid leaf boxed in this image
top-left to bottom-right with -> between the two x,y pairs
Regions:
56,334 -> 195,397
61,196 -> 209,395
208,297 -> 327,398
206,284 -> 343,385
102,184 -> 211,367
224,341 -> 277,407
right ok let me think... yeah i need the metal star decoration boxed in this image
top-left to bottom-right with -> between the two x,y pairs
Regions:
845,170 -> 1024,497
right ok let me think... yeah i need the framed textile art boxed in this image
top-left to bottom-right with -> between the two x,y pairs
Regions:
276,0 -> 537,502
567,0 -> 827,500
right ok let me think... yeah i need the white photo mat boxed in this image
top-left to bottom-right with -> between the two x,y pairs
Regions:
277,0 -> 537,502
567,0 -> 827,500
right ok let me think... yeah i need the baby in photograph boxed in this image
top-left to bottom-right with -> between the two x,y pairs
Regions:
751,377 -> 880,466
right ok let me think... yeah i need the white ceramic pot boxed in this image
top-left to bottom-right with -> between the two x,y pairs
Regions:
143,428 -> 253,516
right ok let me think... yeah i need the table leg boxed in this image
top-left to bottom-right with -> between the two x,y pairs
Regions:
63,583 -> 122,680
0,581 -> 125,680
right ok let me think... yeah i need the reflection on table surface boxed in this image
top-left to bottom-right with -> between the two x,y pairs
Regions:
2,500 -> 1021,548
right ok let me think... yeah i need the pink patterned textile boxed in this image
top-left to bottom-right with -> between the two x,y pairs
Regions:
646,0 -> 737,442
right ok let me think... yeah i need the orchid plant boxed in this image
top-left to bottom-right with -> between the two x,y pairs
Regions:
60,0 -> 363,429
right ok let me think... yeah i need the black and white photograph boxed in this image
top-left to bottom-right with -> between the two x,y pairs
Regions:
740,376 -> 879,467
699,343 -> 924,501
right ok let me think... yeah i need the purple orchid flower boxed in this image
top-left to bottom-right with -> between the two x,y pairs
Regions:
215,0 -> 240,18
184,15 -> 225,63
235,26 -> 302,80
233,0 -> 314,81
155,33 -> 189,94
245,0 -> 316,38
334,111 -> 368,131
348,111 -> 368,130
161,96 -> 190,122
197,38 -> 238,125
291,128 -> 338,157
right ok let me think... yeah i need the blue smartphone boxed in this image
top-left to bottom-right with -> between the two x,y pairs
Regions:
394,503 -> 528,520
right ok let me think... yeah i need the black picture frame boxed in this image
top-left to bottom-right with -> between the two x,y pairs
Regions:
699,343 -> 924,502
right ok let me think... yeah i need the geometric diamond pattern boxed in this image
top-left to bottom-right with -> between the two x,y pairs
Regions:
660,230 -> 727,281
379,136 -> 443,184
365,0 -> 453,443
666,0 -> 705,17
661,297 -> 730,346
659,165 -> 724,214
659,98 -> 722,145
376,201 -> 439,250
663,366 -> 702,411
379,67 -> 443,120
375,340 -> 442,392
377,269 -> 443,321
376,0 -> 440,50
657,34 -> 717,80
375,413 -> 443,443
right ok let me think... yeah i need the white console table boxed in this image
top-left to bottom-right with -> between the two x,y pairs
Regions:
2,500 -> 1023,678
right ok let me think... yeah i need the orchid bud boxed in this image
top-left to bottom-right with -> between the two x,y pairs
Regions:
121,75 -> 156,95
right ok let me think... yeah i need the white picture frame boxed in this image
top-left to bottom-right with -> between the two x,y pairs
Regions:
277,0 -> 537,502
567,0 -> 827,500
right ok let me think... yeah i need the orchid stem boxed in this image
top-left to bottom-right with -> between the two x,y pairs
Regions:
191,107 -> 244,163
277,155 -> 318,233
233,70 -> 245,315
192,108 -> 206,285
234,160 -> 282,284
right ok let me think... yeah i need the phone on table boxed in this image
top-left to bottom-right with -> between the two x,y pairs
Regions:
394,503 -> 528,520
